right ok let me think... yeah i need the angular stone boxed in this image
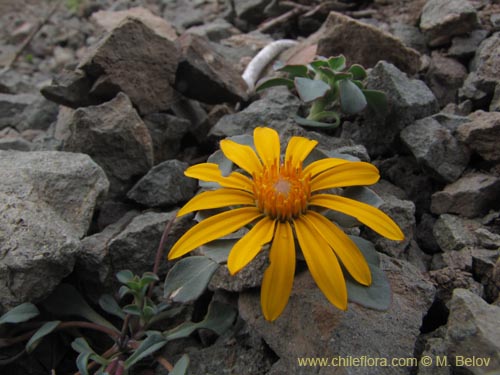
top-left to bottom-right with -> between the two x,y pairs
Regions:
400,117 -> 470,183
0,136 -> 32,151
417,213 -> 441,254
296,12 -> 421,74
0,93 -> 36,130
420,0 -> 479,47
390,22 -> 427,53
448,29 -> 489,59
0,150 -> 109,311
431,173 -> 500,218
40,69 -> 92,109
472,249 -> 500,302
343,62 -> 438,157
239,255 -> 435,374
425,52 -> 467,107
417,337 -> 450,375
456,110 -> 500,162
445,289 -> 500,374
90,7 -> 177,41
127,160 -> 197,208
459,32 -> 500,106
174,33 -> 248,104
186,18 -> 240,42
210,87 -> 301,138
429,267 -> 483,301
77,210 -> 192,292
142,113 -> 190,163
433,214 -> 479,252
365,186 -> 415,258
234,0 -> 270,24
79,18 -> 179,114
61,93 -> 154,198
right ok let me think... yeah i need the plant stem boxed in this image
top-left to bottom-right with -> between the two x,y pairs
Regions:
147,211 -> 178,299
155,355 -> 174,372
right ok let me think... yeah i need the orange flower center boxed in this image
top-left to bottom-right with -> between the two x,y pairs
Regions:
253,159 -> 311,221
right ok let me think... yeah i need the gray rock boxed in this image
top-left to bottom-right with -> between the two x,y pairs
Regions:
0,150 -> 109,311
366,186 -> 416,258
343,61 -> 438,157
77,210 -> 192,292
390,22 -> 427,53
429,266 -> 483,301
491,84 -> 500,112
431,248 -> 474,272
417,213 -> 441,254
297,12 -> 422,75
90,6 -> 178,42
79,18 -> 179,115
186,18 -> 240,42
492,259 -> 500,302
209,251 -> 268,292
431,112 -> 470,133
433,214 -> 479,252
472,249 -> 500,302
425,52 -> 467,107
210,86 -> 301,138
456,110 -> 500,162
127,160 -> 197,208
431,173 -> 500,218
400,117 -> 470,183
239,255 -> 435,374
376,156 -> 437,216
61,93 -> 154,198
445,289 -> 500,374
142,113 -> 190,163
40,69 -> 92,108
459,32 -> 500,107
0,93 -> 57,131
174,33 -> 248,104
0,137 -> 32,151
448,29 -> 489,59
420,0 -> 479,47
475,228 -> 500,250
417,337 -> 450,375
234,0 -> 271,24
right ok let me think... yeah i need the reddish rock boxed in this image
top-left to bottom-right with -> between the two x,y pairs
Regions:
457,110 -> 500,162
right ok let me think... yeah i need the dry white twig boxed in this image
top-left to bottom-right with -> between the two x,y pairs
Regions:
242,39 -> 298,93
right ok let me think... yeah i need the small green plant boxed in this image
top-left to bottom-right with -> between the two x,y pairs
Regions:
255,55 -> 387,128
0,220 -> 234,374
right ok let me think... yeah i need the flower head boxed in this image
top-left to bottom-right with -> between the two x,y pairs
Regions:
169,127 -> 404,321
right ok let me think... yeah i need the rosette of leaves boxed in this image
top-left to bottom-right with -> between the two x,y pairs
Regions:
0,263 -> 235,374
191,134 -> 392,311
255,55 -> 387,128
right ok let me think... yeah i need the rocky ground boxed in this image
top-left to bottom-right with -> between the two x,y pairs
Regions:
1,0 -> 500,374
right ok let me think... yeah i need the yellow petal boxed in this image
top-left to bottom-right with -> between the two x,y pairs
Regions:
302,211 -> 371,286
284,136 -> 318,166
220,139 -> 262,175
185,163 -> 253,192
302,158 -> 350,178
254,127 -> 280,168
178,189 -> 255,217
310,162 -> 380,192
294,217 -> 347,311
261,221 -> 295,321
168,207 -> 262,259
227,217 -> 275,275
310,194 -> 405,241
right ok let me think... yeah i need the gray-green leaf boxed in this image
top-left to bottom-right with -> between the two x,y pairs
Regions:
164,256 -> 219,303
98,294 -> 126,320
339,79 -> 367,114
164,301 -> 236,341
123,333 -> 167,368
26,321 -> 60,353
170,354 -> 190,375
0,302 -> 39,324
294,77 -> 330,103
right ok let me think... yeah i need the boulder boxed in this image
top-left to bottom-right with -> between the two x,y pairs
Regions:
456,111 -> 500,162
419,0 -> 479,47
239,255 -> 435,374
61,93 -> 154,198
400,116 -> 470,183
445,289 -> 500,374
0,150 -> 109,311
343,61 -> 438,157
78,18 -> 180,114
290,12 -> 421,75
127,160 -> 197,208
431,173 -> 500,218
174,33 -> 248,104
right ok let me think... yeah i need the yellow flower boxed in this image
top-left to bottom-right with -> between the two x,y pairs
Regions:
169,127 -> 404,321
